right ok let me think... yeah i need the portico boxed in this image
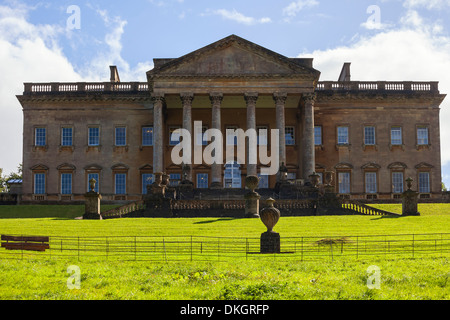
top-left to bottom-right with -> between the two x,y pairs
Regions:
147,35 -> 320,189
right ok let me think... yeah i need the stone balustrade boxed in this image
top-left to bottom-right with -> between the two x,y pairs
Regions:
23,81 -> 439,95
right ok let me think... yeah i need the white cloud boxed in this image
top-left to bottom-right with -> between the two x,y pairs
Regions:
301,10 -> 450,166
282,0 -> 319,18
0,4 -> 153,175
207,9 -> 272,25
403,0 -> 450,10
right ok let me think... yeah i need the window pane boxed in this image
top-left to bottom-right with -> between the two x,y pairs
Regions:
314,126 -> 322,146
338,172 -> 350,194
419,172 -> 430,193
364,127 -> 375,145
61,173 -> 72,195
170,174 -> 181,186
337,127 -> 349,144
257,174 -> 269,188
257,127 -> 268,146
34,173 -> 45,195
391,127 -> 402,145
417,127 -> 429,145
89,127 -> 100,146
61,128 -> 73,146
142,127 -> 153,146
197,174 -> 209,189
285,127 -> 295,145
115,174 -> 126,195
142,174 -> 153,194
392,172 -> 403,193
224,162 -> 241,188
87,173 -> 99,193
115,127 -> 126,146
365,172 -> 377,194
35,128 -> 46,146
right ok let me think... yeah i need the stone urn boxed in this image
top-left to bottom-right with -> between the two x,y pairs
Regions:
406,177 -> 413,190
162,173 -> 170,186
259,198 -> 280,233
324,171 -> 334,187
245,175 -> 260,193
89,178 -> 97,193
309,172 -> 321,188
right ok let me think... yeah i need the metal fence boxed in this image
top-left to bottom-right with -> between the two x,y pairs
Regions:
1,233 -> 449,262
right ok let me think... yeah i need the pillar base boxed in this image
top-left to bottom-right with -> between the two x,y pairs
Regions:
260,231 -> 281,254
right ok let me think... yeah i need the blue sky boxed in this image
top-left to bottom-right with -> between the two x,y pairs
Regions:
1,0 -> 450,187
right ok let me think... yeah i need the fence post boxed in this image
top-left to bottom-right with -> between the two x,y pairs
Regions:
301,237 -> 304,262
135,236 -> 137,261
412,234 -> 415,258
356,236 -> 359,259
191,236 -> 193,262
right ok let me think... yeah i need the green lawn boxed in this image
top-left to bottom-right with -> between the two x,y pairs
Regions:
0,204 -> 448,300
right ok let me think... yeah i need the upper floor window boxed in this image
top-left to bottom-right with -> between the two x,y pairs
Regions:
285,127 -> 295,145
61,127 -> 73,147
142,127 -> 154,146
115,127 -> 127,146
337,126 -> 349,145
364,126 -> 376,145
417,127 -> 429,145
314,126 -> 322,146
35,128 -> 46,146
391,127 -> 402,145
88,127 -> 100,146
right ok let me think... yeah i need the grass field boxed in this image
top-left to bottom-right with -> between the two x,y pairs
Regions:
0,204 -> 448,300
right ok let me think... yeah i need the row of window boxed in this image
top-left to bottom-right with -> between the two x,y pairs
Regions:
35,124 -> 430,148
314,125 -> 430,147
33,169 -> 431,196
337,171 -> 431,194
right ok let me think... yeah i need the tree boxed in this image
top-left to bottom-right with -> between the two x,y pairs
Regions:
442,182 -> 448,192
0,164 -> 23,193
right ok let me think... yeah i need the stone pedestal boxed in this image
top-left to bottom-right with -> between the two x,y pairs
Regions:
402,177 -> 420,216
244,175 -> 261,218
260,232 -> 281,254
83,192 -> 102,220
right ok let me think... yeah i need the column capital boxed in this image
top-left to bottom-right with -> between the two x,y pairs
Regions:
302,92 -> 317,104
151,93 -> 165,104
244,92 -> 259,105
273,92 -> 288,104
209,92 -> 224,105
180,92 -> 194,105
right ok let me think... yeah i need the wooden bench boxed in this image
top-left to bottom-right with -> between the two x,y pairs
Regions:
1,235 -> 50,252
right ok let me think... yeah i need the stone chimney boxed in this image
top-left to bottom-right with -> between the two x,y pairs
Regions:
338,62 -> 351,82
110,66 -> 120,83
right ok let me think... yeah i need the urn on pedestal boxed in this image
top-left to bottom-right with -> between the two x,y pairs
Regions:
259,198 -> 281,253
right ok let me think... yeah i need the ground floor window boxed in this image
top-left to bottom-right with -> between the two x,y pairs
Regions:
61,173 -> 72,195
418,172 -> 430,193
34,173 -> 45,194
257,174 -> 269,188
170,174 -> 181,186
224,162 -> 241,188
115,173 -> 127,195
392,172 -> 404,193
365,172 -> 377,194
142,174 -> 153,194
338,172 -> 351,194
197,174 -> 209,189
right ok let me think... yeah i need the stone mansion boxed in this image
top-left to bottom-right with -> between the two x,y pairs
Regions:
16,35 -> 446,204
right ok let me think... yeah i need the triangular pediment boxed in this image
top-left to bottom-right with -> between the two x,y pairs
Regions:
148,35 -> 320,79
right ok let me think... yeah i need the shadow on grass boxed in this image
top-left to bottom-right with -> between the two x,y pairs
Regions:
193,218 -> 237,224
370,214 -> 404,220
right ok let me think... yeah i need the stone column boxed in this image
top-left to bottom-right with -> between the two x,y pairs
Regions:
274,92 -> 288,179
210,93 -> 223,189
245,93 -> 258,177
181,92 -> 194,182
153,94 -> 165,174
302,93 -> 316,182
